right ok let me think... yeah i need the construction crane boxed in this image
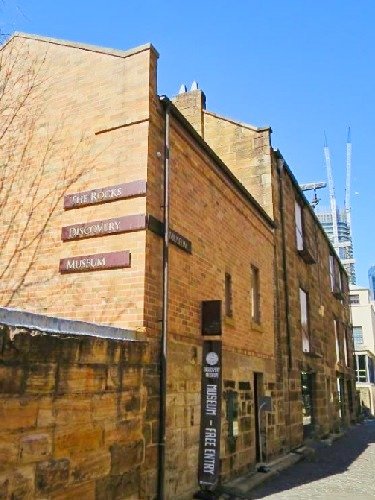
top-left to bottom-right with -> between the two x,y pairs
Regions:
300,182 -> 327,208
323,133 -> 339,247
345,127 -> 352,232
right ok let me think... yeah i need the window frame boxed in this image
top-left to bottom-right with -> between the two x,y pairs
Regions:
250,264 -> 261,324
224,272 -> 233,318
295,200 -> 304,251
299,287 -> 310,353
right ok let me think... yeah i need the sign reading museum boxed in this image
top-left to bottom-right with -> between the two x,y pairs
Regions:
59,250 -> 131,273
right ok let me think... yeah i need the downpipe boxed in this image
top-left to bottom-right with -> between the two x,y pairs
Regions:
157,97 -> 170,500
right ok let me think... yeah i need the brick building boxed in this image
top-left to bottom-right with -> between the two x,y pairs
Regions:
174,86 -> 356,450
0,33 -> 355,499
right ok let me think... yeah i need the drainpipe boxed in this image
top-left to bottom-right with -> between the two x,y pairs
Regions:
277,159 -> 292,370
277,158 -> 293,451
157,97 -> 170,500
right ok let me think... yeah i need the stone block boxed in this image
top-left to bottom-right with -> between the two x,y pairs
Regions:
104,418 -> 142,445
0,399 -> 38,431
35,459 -> 70,494
0,433 -> 18,470
1,465 -> 35,500
121,366 -> 142,390
54,424 -> 103,458
54,396 -> 92,426
110,440 -> 144,474
70,450 -> 111,482
0,365 -> 23,393
57,365 -> 106,394
50,480 -> 96,500
120,391 -> 141,415
145,396 -> 159,421
78,338 -> 108,364
122,343 -> 149,364
92,393 -> 118,421
96,468 -> 140,500
37,398 -> 54,427
19,433 -> 51,463
106,365 -> 121,390
25,364 -> 56,393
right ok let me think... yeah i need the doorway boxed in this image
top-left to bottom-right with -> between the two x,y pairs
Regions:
254,372 -> 263,462
301,372 -> 314,437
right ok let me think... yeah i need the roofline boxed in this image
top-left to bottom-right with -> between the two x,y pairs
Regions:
274,148 -> 348,277
160,96 -> 275,230
204,109 -> 271,133
1,32 -> 159,59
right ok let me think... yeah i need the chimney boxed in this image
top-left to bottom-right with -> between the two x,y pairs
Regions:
172,81 -> 206,137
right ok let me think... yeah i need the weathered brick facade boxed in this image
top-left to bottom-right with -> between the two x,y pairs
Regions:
174,86 -> 356,455
0,33 -> 356,499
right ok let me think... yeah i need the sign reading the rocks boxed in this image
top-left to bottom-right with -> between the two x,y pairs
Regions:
61,214 -> 146,241
59,250 -> 130,273
198,340 -> 222,488
64,180 -> 146,209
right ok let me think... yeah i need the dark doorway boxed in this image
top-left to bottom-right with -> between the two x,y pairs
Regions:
301,372 -> 314,438
337,376 -> 345,420
347,379 -> 354,415
254,372 -> 263,462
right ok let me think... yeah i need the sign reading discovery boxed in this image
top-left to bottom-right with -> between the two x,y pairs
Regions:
198,340 -> 222,489
61,214 -> 146,241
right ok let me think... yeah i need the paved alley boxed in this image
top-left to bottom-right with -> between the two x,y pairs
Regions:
249,420 -> 375,499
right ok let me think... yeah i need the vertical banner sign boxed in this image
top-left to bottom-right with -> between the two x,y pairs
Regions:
198,340 -> 222,488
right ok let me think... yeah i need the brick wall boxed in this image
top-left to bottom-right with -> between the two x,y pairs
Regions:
146,102 -> 277,497
0,34 -> 158,331
0,317 -> 159,499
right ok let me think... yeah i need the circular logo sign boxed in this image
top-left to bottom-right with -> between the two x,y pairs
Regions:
206,352 -> 219,366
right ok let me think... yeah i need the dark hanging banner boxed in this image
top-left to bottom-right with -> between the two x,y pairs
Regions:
198,340 -> 222,488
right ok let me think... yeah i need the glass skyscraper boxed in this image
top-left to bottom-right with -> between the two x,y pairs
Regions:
369,266 -> 375,301
316,207 -> 356,285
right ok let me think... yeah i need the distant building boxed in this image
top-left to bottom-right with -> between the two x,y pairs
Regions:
369,265 -> 375,301
350,285 -> 375,414
316,208 -> 356,285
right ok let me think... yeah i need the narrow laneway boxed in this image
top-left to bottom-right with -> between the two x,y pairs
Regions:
250,421 -> 375,499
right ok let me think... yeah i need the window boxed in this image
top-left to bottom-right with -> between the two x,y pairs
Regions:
295,201 -> 304,251
251,265 -> 261,324
369,357 -> 375,384
329,255 -> 335,292
355,354 -> 367,382
329,255 -> 343,297
300,288 -> 310,352
225,272 -> 233,317
352,326 -> 363,346
344,331 -> 349,366
334,319 -> 340,362
350,294 -> 360,305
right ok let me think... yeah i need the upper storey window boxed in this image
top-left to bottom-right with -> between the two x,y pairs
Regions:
295,200 -> 304,251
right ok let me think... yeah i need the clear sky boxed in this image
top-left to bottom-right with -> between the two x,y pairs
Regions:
1,0 -> 374,286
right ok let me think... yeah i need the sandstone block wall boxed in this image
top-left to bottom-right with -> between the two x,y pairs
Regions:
271,156 -> 356,448
0,322 -> 158,499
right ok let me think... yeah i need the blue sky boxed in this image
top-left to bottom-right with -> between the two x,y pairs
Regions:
2,0 -> 374,286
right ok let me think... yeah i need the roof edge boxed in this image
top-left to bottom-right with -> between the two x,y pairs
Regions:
274,148 -> 348,277
160,96 -> 275,230
2,32 -> 159,59
204,109 -> 271,133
